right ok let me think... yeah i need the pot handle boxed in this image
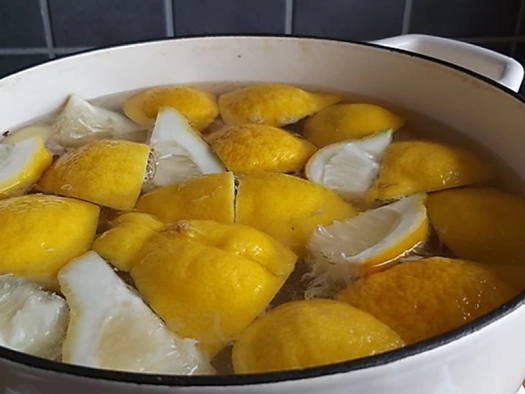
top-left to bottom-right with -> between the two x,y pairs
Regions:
371,34 -> 524,92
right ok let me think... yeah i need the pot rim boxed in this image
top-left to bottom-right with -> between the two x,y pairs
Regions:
1,34 -> 525,387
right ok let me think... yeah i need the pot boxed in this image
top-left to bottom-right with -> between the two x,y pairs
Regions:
0,34 -> 525,394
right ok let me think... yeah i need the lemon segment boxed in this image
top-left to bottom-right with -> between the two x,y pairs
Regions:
207,124 -> 317,175
306,130 -> 392,203
303,103 -> 405,148
236,173 -> 358,257
218,83 -> 342,127
366,140 -> 496,202
0,137 -> 53,199
136,172 -> 235,224
232,299 -> 404,374
306,193 -> 429,296
0,194 -> 99,287
38,140 -> 151,211
149,107 -> 226,187
337,257 -> 517,344
58,251 -> 214,374
426,187 -> 525,265
0,274 -> 68,360
122,86 -> 219,130
2,125 -> 55,144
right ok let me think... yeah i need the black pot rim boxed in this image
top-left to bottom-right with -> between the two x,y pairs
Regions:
1,33 -> 525,387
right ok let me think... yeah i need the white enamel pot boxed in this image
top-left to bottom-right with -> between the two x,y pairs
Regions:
0,34 -> 525,394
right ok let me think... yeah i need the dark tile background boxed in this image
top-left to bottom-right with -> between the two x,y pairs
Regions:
1,0 -> 525,88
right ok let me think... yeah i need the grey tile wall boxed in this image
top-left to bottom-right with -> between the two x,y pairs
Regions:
0,0 -> 525,78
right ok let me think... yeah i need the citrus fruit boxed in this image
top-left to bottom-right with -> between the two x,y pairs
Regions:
130,220 -> 297,356
0,274 -> 68,360
232,299 -> 404,374
136,172 -> 235,224
58,251 -> 214,375
148,107 -> 226,187
337,257 -> 517,344
38,140 -> 151,211
306,129 -> 392,203
0,194 -> 99,287
236,173 -> 358,256
426,187 -> 525,265
218,83 -> 341,127
303,103 -> 405,148
366,140 -> 496,202
122,86 -> 219,130
0,137 -> 53,199
207,124 -> 317,175
306,193 -> 428,296
3,125 -> 64,156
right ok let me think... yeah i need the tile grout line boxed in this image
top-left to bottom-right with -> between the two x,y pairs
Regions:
285,0 -> 294,35
38,0 -> 55,58
511,0 -> 525,57
401,0 -> 413,35
164,0 -> 175,37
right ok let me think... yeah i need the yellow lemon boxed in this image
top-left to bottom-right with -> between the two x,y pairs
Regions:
236,173 -> 357,256
303,103 -> 405,148
0,137 -> 53,199
122,86 -> 218,130
337,257 -> 517,344
366,140 -> 496,202
207,124 -> 317,175
0,194 -> 99,287
306,193 -> 429,296
218,83 -> 341,127
426,187 -> 525,265
38,140 -> 151,211
130,220 -> 297,356
232,299 -> 404,374
135,172 -> 235,224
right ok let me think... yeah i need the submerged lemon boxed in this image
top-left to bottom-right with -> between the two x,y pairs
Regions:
207,124 -> 317,175
218,83 -> 341,127
303,103 -> 405,148
232,299 -> 404,374
38,140 -> 151,211
123,86 -> 218,130
337,257 -> 517,344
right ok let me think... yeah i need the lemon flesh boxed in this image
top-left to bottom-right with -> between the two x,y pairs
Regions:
0,274 -> 68,360
0,137 -> 53,199
149,107 -> 226,187
232,299 -> 404,374
306,130 -> 392,203
58,251 -> 215,375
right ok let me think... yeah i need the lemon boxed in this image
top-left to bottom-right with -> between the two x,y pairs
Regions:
53,95 -> 147,148
367,140 -> 496,202
3,125 -> 64,156
306,193 -> 429,296
303,103 -> 405,148
306,130 -> 393,203
218,83 -> 342,127
136,172 -> 235,224
148,107 -> 226,187
232,299 -> 404,374
426,187 -> 525,265
337,257 -> 517,344
0,194 -> 99,287
122,86 -> 219,131
0,274 -> 68,360
236,173 -> 358,256
0,137 -> 53,199
130,220 -> 297,356
207,124 -> 317,175
58,251 -> 214,374
38,140 -> 151,211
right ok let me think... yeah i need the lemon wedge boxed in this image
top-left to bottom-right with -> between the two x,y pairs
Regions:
149,107 -> 226,187
53,94 -> 146,148
306,193 -> 429,296
58,251 -> 214,375
0,137 -> 53,199
0,274 -> 68,360
3,126 -> 64,156
305,130 -> 393,203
